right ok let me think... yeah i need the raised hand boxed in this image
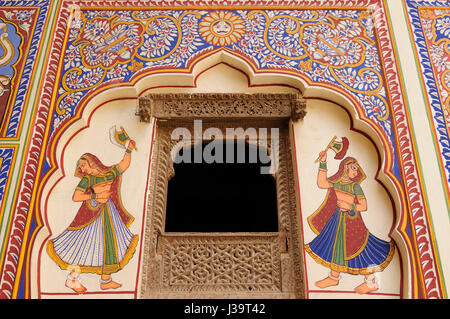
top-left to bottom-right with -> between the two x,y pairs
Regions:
319,150 -> 327,162
127,140 -> 136,151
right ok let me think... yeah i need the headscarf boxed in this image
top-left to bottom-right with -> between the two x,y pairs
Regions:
74,153 -> 111,178
328,156 -> 366,184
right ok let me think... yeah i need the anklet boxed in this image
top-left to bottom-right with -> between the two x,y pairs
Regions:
100,277 -> 112,284
364,277 -> 377,288
329,272 -> 341,281
67,274 -> 80,282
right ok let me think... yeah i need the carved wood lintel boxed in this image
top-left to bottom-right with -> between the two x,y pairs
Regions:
137,93 -> 307,122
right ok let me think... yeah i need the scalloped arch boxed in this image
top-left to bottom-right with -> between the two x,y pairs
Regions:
34,49 -> 409,298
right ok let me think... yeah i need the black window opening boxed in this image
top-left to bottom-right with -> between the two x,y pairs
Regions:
165,140 -> 278,232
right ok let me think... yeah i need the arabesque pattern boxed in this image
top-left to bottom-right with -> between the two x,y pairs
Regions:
53,8 -> 392,144
0,2 -> 48,138
162,236 -> 281,292
405,1 -> 450,201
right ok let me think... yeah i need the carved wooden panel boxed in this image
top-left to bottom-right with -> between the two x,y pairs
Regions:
161,235 -> 281,292
138,93 -> 306,122
140,93 -> 306,298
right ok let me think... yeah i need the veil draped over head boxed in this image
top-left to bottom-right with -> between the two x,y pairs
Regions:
75,153 -> 112,178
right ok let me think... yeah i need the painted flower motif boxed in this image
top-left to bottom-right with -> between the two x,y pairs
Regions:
72,17 -> 83,30
435,16 -> 450,38
419,9 -> 436,20
185,20 -> 196,29
313,66 -> 324,77
199,11 -> 245,46
359,10 -> 371,21
65,67 -> 105,91
249,30 -> 258,38
140,17 -> 178,58
340,68 -> 380,91
265,55 -> 274,62
185,34 -> 195,43
366,48 -> 377,57
365,96 -> 386,118
15,10 -> 32,21
59,91 -> 83,112
336,20 -> 363,40
83,19 -> 110,43
107,64 -> 129,79
64,47 -> 81,69
429,43 -> 445,65
240,39 -> 249,47
433,52 -> 449,73
299,59 -> 313,71
64,95 -> 74,105
435,9 -> 450,17
53,9 -> 396,142
331,10 -> 359,20
444,72 -> 450,93
115,10 -> 133,22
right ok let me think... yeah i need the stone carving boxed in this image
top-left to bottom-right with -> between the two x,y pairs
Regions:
137,93 -> 306,122
161,235 -> 281,292
140,93 -> 306,298
276,132 -> 305,293
140,126 -> 175,293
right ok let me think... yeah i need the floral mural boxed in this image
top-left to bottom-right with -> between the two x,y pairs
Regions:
52,8 -> 393,156
405,1 -> 450,204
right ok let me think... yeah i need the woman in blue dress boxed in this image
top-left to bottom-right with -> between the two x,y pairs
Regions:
305,150 -> 394,294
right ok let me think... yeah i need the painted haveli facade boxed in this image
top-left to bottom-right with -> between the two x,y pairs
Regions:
0,0 -> 448,299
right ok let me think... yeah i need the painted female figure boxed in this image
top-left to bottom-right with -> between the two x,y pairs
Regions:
47,141 -> 138,294
305,150 -> 394,294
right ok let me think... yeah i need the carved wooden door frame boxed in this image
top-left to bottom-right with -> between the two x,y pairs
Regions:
138,93 -> 307,298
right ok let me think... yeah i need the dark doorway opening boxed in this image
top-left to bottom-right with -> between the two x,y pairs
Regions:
165,140 -> 278,232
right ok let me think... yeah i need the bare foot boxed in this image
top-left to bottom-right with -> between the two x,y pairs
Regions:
315,276 -> 339,289
354,282 -> 378,294
65,278 -> 87,294
100,281 -> 122,290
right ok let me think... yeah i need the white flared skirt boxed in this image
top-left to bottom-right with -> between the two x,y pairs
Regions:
51,199 -> 135,268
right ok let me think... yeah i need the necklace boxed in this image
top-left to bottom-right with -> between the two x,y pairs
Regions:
341,176 -> 351,183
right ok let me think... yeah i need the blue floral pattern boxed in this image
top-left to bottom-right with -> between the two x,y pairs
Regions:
405,1 -> 450,191
52,9 -> 393,146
